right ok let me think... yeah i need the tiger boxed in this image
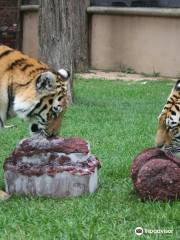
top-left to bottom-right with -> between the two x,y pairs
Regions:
0,45 -> 69,137
156,80 -> 180,151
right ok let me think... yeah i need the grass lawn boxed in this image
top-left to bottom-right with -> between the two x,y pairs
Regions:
0,77 -> 179,240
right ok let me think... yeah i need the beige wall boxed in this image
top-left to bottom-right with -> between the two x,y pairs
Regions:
21,7 -> 180,77
22,10 -> 39,58
90,14 -> 180,77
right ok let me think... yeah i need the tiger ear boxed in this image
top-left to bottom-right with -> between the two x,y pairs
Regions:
175,80 -> 180,91
58,69 -> 70,81
36,71 -> 57,92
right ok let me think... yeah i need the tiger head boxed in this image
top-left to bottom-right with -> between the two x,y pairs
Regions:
156,80 -> 180,148
13,69 -> 69,137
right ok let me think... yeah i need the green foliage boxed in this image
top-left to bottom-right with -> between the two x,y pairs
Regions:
0,78 -> 179,239
141,71 -> 161,78
121,66 -> 136,74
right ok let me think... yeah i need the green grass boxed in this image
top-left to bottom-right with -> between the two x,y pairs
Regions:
0,78 -> 179,240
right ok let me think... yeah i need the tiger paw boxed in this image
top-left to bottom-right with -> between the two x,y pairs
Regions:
0,190 -> 11,201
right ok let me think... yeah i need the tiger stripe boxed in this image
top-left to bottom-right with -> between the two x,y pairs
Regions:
156,80 -> 180,147
21,64 -> 34,71
7,58 -> 26,70
29,67 -> 48,76
0,45 -> 68,137
0,49 -> 14,60
26,94 -> 54,117
14,80 -> 33,88
7,85 -> 14,118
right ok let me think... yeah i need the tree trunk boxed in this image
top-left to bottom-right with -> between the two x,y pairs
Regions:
39,0 -> 90,104
73,0 -> 90,72
16,0 -> 22,50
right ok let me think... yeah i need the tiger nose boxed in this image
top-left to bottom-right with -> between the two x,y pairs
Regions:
52,106 -> 62,112
31,123 -> 39,133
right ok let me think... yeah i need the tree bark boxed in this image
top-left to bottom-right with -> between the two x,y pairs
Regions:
16,0 -> 22,50
73,0 -> 90,72
39,0 -> 90,104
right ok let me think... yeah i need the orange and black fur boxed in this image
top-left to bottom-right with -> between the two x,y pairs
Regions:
156,80 -> 180,147
0,45 -> 69,136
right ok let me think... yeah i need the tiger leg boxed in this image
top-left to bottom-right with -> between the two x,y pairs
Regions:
0,112 -> 14,129
0,91 -> 15,129
0,118 -> 4,128
0,190 -> 11,201
0,112 -> 15,129
0,116 -> 14,128
0,85 -> 8,128
0,109 -> 6,128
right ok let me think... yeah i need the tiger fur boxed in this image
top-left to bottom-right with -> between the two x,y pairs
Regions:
156,80 -> 180,148
0,45 -> 69,137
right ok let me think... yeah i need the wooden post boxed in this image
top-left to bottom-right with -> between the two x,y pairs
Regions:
39,0 -> 90,104
16,0 -> 22,50
73,0 -> 90,72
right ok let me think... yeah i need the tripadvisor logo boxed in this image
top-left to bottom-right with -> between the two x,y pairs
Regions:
135,227 -> 143,236
134,227 -> 173,236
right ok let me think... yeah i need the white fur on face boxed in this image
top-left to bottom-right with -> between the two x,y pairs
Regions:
166,113 -> 180,129
14,96 -> 38,119
52,97 -> 63,113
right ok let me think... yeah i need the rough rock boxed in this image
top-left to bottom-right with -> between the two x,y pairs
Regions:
131,147 -> 180,201
4,136 -> 101,198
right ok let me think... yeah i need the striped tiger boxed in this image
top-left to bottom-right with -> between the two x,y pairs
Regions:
0,45 -> 69,137
156,80 -> 180,149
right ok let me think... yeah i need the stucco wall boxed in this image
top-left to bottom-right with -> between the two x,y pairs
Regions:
21,6 -> 180,77
90,9 -> 180,77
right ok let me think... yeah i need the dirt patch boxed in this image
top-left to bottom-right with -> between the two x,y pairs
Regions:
77,70 -> 177,82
